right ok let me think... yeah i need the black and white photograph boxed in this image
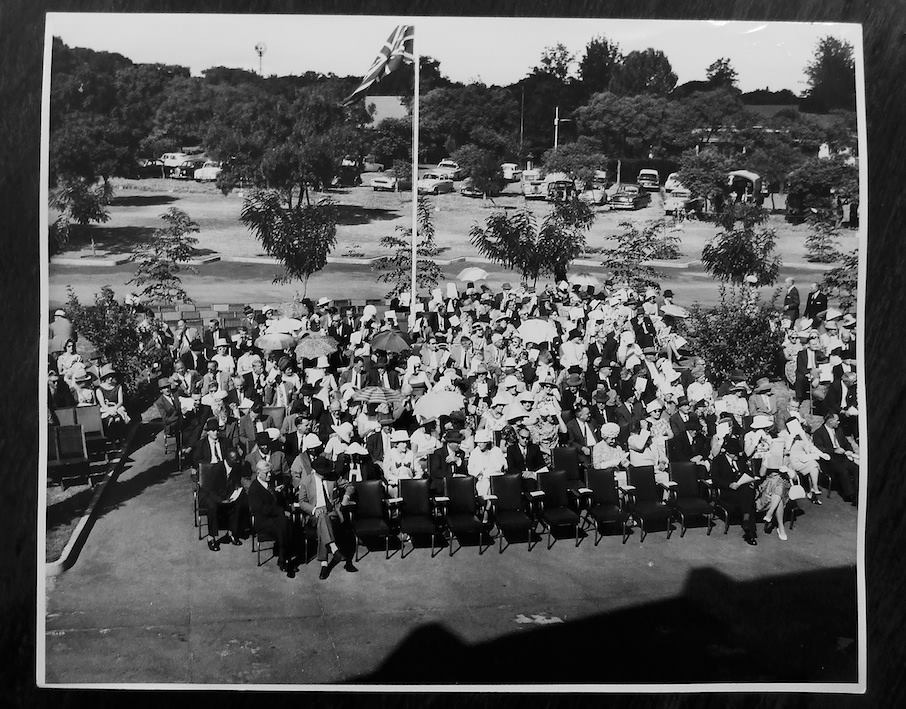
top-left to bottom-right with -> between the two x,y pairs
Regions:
38,12 -> 869,691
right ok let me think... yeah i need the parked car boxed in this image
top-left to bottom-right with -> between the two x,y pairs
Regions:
664,172 -> 683,193
362,155 -> 385,172
610,184 -> 650,210
331,164 -> 363,187
547,179 -> 577,202
193,160 -> 223,182
521,168 -> 547,199
663,188 -> 693,214
637,168 -> 660,191
173,158 -> 207,179
417,172 -> 455,195
135,158 -> 164,179
500,162 -> 523,182
435,159 -> 464,180
578,174 -> 610,205
459,178 -> 484,198
371,169 -> 410,191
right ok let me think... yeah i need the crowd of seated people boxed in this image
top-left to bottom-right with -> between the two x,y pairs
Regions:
47,274 -> 860,575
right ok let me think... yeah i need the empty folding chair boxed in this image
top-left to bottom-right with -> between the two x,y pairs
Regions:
586,468 -> 629,544
76,404 -> 111,461
443,476 -> 493,555
667,462 -> 714,537
54,407 -> 78,426
624,465 -> 676,542
398,478 -> 445,558
346,480 -> 397,561
534,470 -> 583,549
489,474 -> 535,553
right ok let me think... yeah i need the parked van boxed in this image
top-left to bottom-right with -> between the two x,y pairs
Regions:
521,168 -> 547,199
637,168 -> 660,191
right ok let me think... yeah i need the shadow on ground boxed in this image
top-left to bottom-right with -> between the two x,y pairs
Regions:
109,195 -> 179,208
354,565 -> 858,685
334,204 -> 404,226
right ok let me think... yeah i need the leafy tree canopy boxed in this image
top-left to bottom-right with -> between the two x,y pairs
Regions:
803,35 -> 856,112
609,48 -> 677,96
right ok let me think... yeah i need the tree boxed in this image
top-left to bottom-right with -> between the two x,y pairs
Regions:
541,139 -> 608,185
609,49 -> 677,96
368,117 -> 412,165
49,178 -> 113,255
803,36 -> 856,112
684,286 -> 784,386
701,203 -> 781,286
821,248 -> 859,311
127,208 -> 200,303
469,200 -> 593,285
573,92 -> 674,159
676,149 -> 734,212
65,285 -> 156,396
451,144 -> 506,197
785,155 -> 858,223
706,58 -> 738,88
805,221 -> 842,263
373,198 -> 441,298
536,43 -> 576,82
239,189 -> 337,296
599,220 -> 665,291
680,88 -> 745,146
419,55 -> 456,94
578,36 -> 622,97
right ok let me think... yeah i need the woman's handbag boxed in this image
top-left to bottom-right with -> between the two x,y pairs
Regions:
788,482 -> 807,500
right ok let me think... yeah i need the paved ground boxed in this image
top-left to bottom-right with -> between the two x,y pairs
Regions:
43,419 -> 859,686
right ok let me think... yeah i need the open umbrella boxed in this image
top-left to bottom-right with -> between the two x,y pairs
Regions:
255,333 -> 295,351
370,329 -> 411,353
661,304 -> 690,318
457,266 -> 490,282
266,317 -> 305,334
352,386 -> 405,406
517,318 -> 558,344
568,272 -> 602,289
413,389 -> 465,420
294,332 -> 338,360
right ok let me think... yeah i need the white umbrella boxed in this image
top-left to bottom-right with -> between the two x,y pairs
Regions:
568,272 -> 602,289
517,318 -> 558,344
266,317 -> 304,334
662,304 -> 690,318
457,266 -> 490,282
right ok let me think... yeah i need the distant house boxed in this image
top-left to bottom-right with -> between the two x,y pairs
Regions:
366,95 -> 409,125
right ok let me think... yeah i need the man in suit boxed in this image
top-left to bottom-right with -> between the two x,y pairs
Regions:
710,437 -> 758,545
284,414 -> 313,465
427,429 -> 468,494
823,371 -> 858,439
243,357 -> 269,403
289,432 -> 323,489
783,277 -> 800,322
202,318 -> 224,358
367,358 -> 401,389
589,389 -> 620,429
154,376 -> 197,450
630,307 -> 657,349
448,335 -> 476,373
48,369 -> 76,414
298,456 -> 357,579
668,396 -> 699,439
812,412 -> 859,503
192,417 -> 233,467
238,401 -> 274,453
245,432 -> 289,485
747,377 -> 779,421
318,398 -> 343,441
794,334 -> 825,402
180,340 -> 207,376
506,426 -> 546,474
171,359 -> 202,397
365,416 -> 395,470
614,389 -> 644,447
290,384 -> 325,421
247,460 -> 295,576
338,356 -> 368,391
196,436 -> 246,551
202,359 -> 231,394
667,418 -> 711,478
566,405 -> 600,470
803,282 -> 828,321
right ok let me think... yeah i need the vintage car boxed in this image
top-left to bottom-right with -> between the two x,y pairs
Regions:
416,172 -> 455,195
173,157 -> 207,179
609,184 -> 650,210
435,158 -> 464,180
500,162 -> 523,182
193,160 -> 223,182
637,168 -> 660,191
371,169 -> 411,191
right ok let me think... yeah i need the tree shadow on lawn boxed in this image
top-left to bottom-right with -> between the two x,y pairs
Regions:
109,195 -> 179,208
76,226 -> 216,257
334,204 -> 404,226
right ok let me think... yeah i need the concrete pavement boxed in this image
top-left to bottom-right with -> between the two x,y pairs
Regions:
44,422 -> 859,685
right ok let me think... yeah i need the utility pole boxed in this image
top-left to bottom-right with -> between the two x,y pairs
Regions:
519,85 -> 525,157
553,106 -> 571,151
254,42 -> 267,76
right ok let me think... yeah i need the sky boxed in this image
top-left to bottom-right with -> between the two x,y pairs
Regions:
48,14 -> 861,94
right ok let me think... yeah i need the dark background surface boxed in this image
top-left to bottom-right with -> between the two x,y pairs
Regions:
2,0 -> 904,706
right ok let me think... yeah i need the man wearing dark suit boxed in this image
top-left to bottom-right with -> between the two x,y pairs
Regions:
180,341 -> 207,376
783,277 -> 800,321
154,376 -> 194,445
366,360 -> 401,389
247,459 -> 295,576
202,318 -> 223,358
668,397 -> 699,440
238,402 -> 275,453
566,405 -> 600,470
710,437 -> 758,545
668,419 -> 711,479
338,358 -> 368,390
192,417 -> 233,467
614,392 -> 645,447
290,386 -> 325,421
812,412 -> 858,503
48,369 -> 77,412
586,333 -> 619,376
197,444 -> 246,551
245,433 -> 289,485
365,416 -> 395,470
298,456 -> 357,579
794,338 -> 824,402
284,416 -> 312,465
427,430 -> 468,494
505,427 -> 546,474
243,359 -> 269,403
589,389 -> 619,429
803,282 -> 828,321
630,308 -> 657,349
823,372 -> 858,438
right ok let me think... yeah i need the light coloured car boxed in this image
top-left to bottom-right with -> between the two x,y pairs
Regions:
578,182 -> 608,205
371,169 -> 411,191
193,160 -> 223,182
610,184 -> 650,210
637,168 -> 660,191
501,162 -> 523,182
173,158 -> 206,179
417,172 -> 455,195
435,159 -> 464,180
663,188 -> 693,213
664,171 -> 683,193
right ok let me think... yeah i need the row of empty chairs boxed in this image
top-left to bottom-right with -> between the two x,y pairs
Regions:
48,405 -> 115,487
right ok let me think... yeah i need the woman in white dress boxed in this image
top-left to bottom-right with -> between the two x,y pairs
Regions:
467,429 -> 507,499
383,429 -> 415,496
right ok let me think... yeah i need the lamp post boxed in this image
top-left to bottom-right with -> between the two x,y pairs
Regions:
553,106 -> 572,151
254,42 -> 267,76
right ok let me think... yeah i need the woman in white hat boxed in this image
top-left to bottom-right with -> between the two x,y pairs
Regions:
592,422 -> 629,485
95,363 -> 130,441
210,338 -> 236,378
66,363 -> 98,406
383,429 -> 414,496
744,415 -> 776,476
402,355 -> 430,399
751,420 -> 792,541
528,400 -> 566,468
324,421 -> 355,461
478,392 -> 509,435
467,428 -> 507,499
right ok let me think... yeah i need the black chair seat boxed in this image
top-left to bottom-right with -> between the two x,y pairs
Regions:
542,508 -> 580,527
589,502 -> 623,524
447,512 -> 486,533
400,516 -> 437,535
353,518 -> 390,537
255,529 -> 277,543
495,509 -> 533,531
632,501 -> 673,520
673,498 -> 712,516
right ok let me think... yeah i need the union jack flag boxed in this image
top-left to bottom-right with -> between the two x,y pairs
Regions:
343,24 -> 414,104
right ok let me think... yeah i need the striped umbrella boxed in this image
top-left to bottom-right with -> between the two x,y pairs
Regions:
352,386 -> 405,405
295,333 -> 338,360
255,333 -> 295,351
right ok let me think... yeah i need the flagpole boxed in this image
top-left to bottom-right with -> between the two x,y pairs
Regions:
410,40 -> 420,329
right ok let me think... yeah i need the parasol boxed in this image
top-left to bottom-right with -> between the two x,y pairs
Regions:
457,266 -> 490,282
294,332 -> 338,360
661,304 -> 690,318
255,333 -> 295,351
517,318 -> 558,344
370,329 -> 411,353
567,272 -> 602,289
266,317 -> 304,334
352,386 -> 405,405
413,389 -> 465,420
